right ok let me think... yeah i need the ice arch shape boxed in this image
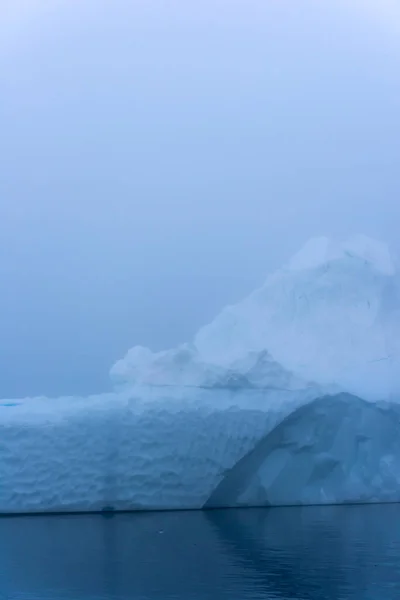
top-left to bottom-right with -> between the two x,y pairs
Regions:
205,394 -> 400,508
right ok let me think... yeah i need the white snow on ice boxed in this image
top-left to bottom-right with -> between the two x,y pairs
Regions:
1,235 -> 400,513
287,234 -> 395,275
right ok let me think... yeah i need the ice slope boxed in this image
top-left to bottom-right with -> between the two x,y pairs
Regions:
1,234 -> 400,513
205,393 -> 400,507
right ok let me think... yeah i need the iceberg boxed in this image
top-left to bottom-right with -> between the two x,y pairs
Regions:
1,235 -> 400,514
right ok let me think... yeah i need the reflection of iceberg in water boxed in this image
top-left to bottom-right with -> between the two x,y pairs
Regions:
2,235 -> 400,513
0,512 -> 248,600
205,505 -> 400,600
2,507 -> 400,599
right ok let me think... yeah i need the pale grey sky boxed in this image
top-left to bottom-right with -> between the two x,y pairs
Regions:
1,0 -> 400,397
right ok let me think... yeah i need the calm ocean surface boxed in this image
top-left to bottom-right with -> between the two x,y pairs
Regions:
1,504 -> 400,600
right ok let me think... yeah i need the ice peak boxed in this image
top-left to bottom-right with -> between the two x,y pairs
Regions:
288,235 -> 395,276
112,233 -> 400,401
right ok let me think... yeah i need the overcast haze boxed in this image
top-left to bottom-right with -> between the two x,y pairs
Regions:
1,0 -> 400,398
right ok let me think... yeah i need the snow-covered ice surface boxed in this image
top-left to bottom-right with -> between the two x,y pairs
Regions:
1,235 -> 400,513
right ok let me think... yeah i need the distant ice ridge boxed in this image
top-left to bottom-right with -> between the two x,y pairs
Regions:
2,234 -> 400,514
112,234 -> 400,401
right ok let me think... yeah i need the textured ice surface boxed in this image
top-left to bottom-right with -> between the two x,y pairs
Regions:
0,388 -> 315,513
1,235 -> 400,513
2,390 -> 400,513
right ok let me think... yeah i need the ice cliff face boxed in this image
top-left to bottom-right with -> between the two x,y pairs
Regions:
112,235 -> 400,401
1,234 -> 400,514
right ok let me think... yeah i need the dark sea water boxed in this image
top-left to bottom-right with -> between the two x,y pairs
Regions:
1,505 -> 400,600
